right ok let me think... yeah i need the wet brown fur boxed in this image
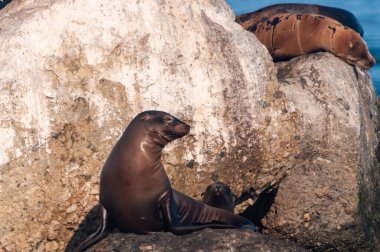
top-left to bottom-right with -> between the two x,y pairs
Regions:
235,3 -> 364,36
248,14 -> 375,69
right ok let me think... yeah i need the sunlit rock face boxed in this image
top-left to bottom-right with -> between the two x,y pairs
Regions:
0,0 -> 295,250
0,0 -> 378,251
269,53 -> 379,251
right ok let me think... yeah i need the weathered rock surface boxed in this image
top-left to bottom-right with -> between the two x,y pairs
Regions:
86,229 -> 307,252
0,0 -> 378,252
266,52 -> 379,251
0,0 -> 296,251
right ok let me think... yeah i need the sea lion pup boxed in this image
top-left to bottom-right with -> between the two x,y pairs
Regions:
235,3 -> 364,36
248,14 -> 375,69
201,182 -> 237,212
201,182 -> 255,212
74,111 -> 256,252
202,182 -> 279,232
201,182 -> 260,211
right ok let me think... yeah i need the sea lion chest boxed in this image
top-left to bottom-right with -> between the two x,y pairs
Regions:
99,139 -> 170,233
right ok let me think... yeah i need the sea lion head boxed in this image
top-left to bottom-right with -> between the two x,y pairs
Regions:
133,110 -> 190,146
334,30 -> 376,69
202,182 -> 236,212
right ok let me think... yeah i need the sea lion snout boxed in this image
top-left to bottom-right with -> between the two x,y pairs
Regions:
163,117 -> 190,141
203,182 -> 232,200
358,53 -> 376,70
173,122 -> 190,135
345,48 -> 376,70
356,56 -> 376,70
212,183 -> 231,197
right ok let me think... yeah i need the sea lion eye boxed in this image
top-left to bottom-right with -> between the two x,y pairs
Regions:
163,116 -> 174,123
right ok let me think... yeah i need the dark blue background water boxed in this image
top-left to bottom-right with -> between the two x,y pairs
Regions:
226,0 -> 380,95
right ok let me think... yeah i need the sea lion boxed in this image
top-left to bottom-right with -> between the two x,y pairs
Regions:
248,14 -> 375,69
235,3 -> 364,36
201,182 -> 255,211
201,182 -> 237,212
74,111 -> 256,252
201,182 -> 279,232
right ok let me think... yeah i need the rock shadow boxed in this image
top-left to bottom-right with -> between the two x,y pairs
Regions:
65,204 -> 101,252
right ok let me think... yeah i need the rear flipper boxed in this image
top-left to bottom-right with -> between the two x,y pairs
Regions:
73,204 -> 110,252
160,190 -> 257,235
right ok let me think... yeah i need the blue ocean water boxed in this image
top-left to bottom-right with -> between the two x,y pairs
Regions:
226,0 -> 380,95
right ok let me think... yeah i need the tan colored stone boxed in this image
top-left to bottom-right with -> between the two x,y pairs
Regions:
314,187 -> 330,198
45,241 -> 59,252
66,204 -> 77,214
0,0 -> 378,251
271,53 -> 378,250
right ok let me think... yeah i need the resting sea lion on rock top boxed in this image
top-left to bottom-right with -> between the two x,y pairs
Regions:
74,111 -> 256,252
248,14 -> 375,69
235,3 -> 364,36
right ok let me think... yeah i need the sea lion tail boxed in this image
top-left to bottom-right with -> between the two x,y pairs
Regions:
73,204 -> 110,252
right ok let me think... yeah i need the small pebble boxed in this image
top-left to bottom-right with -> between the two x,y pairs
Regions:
303,213 -> 311,222
139,244 -> 153,251
247,198 -> 254,205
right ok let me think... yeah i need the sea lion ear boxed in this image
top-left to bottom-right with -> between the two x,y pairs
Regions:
225,186 -> 231,194
140,114 -> 151,121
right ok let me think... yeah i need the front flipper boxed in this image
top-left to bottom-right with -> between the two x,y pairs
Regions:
234,187 -> 257,206
73,204 -> 110,252
159,190 -> 257,234
240,185 -> 279,232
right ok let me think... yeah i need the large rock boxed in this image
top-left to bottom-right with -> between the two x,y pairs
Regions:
0,0 -> 296,251
87,229 -> 307,252
267,53 -> 379,251
0,0 -> 378,251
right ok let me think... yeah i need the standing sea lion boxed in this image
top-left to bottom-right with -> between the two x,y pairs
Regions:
248,14 -> 375,69
74,111 -> 256,252
235,3 -> 364,36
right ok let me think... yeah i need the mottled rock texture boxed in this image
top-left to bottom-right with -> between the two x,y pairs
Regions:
86,229 -> 307,252
267,53 -> 379,251
0,0 -> 295,251
0,0 -> 378,252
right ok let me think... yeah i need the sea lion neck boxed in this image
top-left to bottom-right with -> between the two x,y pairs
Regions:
139,138 -> 164,163
119,125 -> 164,164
